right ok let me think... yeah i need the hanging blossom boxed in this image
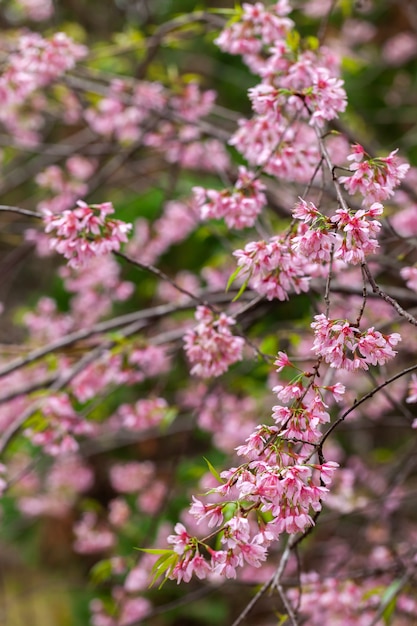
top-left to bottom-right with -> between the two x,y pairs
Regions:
292,197 -> 384,265
311,314 -> 401,371
161,354 -> 339,583
193,166 -> 267,229
43,200 -> 132,268
25,393 -> 95,456
215,1 -> 293,60
184,306 -> 244,378
1,32 -> 86,101
339,144 -> 410,206
233,234 -> 311,300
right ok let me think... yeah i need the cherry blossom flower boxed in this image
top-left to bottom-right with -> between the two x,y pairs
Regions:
43,200 -> 132,268
184,306 -> 244,378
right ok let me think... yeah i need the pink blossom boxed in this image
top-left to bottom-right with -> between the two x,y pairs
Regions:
233,235 -> 310,300
73,512 -> 115,554
193,166 -> 267,229
184,306 -> 244,378
109,461 -> 154,494
311,314 -> 401,370
167,523 -> 192,555
43,200 -> 132,268
339,145 -> 409,205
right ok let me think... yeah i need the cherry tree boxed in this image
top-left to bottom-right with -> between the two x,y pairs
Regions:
1,1 -> 417,625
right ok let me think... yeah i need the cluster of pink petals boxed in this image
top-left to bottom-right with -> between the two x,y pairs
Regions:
43,200 -> 132,268
166,457 -> 338,582
35,156 -> 97,214
311,314 -> 401,370
109,461 -> 154,494
271,384 -> 332,444
60,255 -> 133,327
233,235 -> 310,300
18,455 -> 93,518
215,1 -> 293,58
339,144 -> 410,206
115,397 -> 169,431
400,265 -> 417,292
193,166 -> 267,229
330,203 -> 383,264
184,306 -> 244,378
26,393 -> 95,456
230,116 -> 320,183
85,79 -> 166,143
14,0 -> 54,21
90,595 -> 151,626
292,197 -> 384,265
0,31 -> 86,144
73,511 -> 115,554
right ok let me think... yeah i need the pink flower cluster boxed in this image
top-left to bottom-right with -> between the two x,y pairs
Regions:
215,1 -> 293,60
85,79 -> 166,143
292,197 -> 384,265
26,393 -> 95,455
165,455 -> 338,582
193,166 -> 267,229
0,31 -> 86,144
43,200 -> 132,268
233,235 -> 310,300
311,314 -> 401,370
14,0 -> 54,21
339,144 -> 410,205
184,306 -> 244,378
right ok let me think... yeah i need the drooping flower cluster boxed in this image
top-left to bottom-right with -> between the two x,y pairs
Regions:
184,306 -> 244,378
43,200 -> 132,268
165,454 -> 338,583
193,166 -> 267,229
292,197 -> 385,265
339,144 -> 410,206
311,314 -> 401,370
0,32 -> 86,144
233,235 -> 310,300
26,393 -> 95,456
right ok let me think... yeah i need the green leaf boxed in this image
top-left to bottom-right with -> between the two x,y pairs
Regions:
203,457 -> 223,483
232,277 -> 249,302
90,559 -> 113,585
226,265 -> 243,292
135,548 -> 174,555
381,580 -> 402,625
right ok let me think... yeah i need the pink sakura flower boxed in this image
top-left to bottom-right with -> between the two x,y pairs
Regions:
167,522 -> 192,555
233,235 -> 310,301
26,392 -> 94,456
210,549 -> 241,579
73,512 -> 115,554
311,314 -> 401,370
118,597 -> 151,626
339,144 -> 409,206
215,2 -> 293,58
189,497 -> 224,528
193,166 -> 267,229
401,266 -> 417,292
274,351 -> 294,371
109,461 -> 154,494
43,200 -> 132,268
184,306 -> 244,378
330,204 -> 383,264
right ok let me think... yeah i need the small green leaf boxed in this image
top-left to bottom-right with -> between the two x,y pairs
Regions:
226,266 -> 243,292
232,277 -> 249,302
90,559 -> 113,584
135,548 -> 174,555
203,457 -> 223,483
